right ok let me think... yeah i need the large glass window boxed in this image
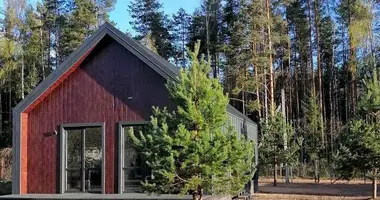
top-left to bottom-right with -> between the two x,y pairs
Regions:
64,125 -> 103,193
120,123 -> 149,193
66,129 -> 82,192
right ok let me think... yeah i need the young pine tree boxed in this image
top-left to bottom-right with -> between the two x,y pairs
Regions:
260,110 -> 302,186
304,92 -> 325,183
336,69 -> 380,199
128,41 -> 255,200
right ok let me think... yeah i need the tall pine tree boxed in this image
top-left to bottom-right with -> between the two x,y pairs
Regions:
128,0 -> 174,60
128,41 -> 255,200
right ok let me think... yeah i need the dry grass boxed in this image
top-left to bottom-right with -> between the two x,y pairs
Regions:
255,178 -> 378,200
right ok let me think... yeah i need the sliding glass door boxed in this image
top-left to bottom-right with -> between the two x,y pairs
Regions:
61,123 -> 105,194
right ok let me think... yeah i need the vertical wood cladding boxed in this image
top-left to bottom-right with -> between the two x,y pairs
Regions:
23,36 -> 174,193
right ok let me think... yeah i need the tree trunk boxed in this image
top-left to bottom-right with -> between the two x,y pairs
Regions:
21,46 -> 25,99
314,159 -> 320,183
8,70 -> 12,123
347,0 -> 357,117
313,0 -> 324,147
266,0 -> 275,117
255,59 -> 261,118
264,69 -> 269,120
205,5 -> 213,78
307,0 -> 315,95
40,25 -> 45,80
0,92 -> 2,140
373,168 -> 377,199
48,28 -> 51,72
274,155 -> 278,186
192,192 -> 198,200
198,187 -> 203,200
287,25 -> 292,121
313,0 -> 322,105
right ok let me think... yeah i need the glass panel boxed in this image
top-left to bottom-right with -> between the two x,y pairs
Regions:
67,129 -> 82,168
124,168 -> 142,192
124,167 -> 143,181
123,126 -> 143,168
85,169 -> 102,192
65,126 -> 103,193
85,127 -> 102,168
66,170 -> 81,191
123,125 -> 148,192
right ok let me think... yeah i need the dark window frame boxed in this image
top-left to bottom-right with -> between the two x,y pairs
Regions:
118,121 -> 148,194
60,123 -> 105,194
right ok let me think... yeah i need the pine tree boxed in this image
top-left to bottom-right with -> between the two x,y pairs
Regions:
188,9 -> 207,58
221,0 -> 240,98
336,69 -> 380,199
319,15 -> 336,160
260,110 -> 302,186
338,0 -> 373,117
140,32 -> 158,53
23,5 -> 42,94
171,8 -> 191,67
93,0 -> 116,26
187,0 -> 223,78
128,41 -> 255,200
128,0 -> 174,60
0,0 -> 26,147
223,0 -> 261,116
42,0 -> 67,68
303,92 -> 324,183
59,0 -> 97,62
223,0 -> 270,119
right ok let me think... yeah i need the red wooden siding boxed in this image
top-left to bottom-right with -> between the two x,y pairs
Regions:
21,113 -> 28,194
24,46 -> 96,113
21,36 -> 175,194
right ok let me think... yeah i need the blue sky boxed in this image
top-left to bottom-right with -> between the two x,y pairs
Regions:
111,0 -> 199,34
0,0 -> 199,34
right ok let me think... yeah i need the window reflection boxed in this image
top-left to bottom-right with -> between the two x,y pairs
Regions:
123,125 -> 148,192
67,129 -> 81,169
65,127 -> 102,193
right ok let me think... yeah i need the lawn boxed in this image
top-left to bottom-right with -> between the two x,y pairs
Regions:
255,178 -> 379,200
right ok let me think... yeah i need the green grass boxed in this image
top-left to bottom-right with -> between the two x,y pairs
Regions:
0,181 -> 11,195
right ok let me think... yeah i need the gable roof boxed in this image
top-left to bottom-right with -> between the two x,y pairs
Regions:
13,22 -> 255,124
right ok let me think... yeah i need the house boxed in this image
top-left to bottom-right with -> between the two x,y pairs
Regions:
12,23 -> 258,195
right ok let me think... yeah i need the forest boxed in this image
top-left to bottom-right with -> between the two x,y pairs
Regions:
0,0 -> 379,192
